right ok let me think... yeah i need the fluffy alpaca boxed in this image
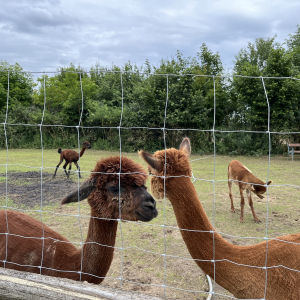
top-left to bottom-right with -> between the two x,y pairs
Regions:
52,141 -> 91,179
140,138 -> 300,299
0,156 -> 158,284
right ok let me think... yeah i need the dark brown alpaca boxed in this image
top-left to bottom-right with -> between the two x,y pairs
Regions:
228,160 -> 272,223
52,141 -> 91,179
0,156 -> 158,284
140,138 -> 300,299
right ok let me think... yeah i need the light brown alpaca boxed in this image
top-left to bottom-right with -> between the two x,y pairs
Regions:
228,160 -> 272,223
0,156 -> 158,284
140,138 -> 300,299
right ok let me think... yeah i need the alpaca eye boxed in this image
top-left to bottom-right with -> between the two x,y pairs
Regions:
110,187 -> 119,194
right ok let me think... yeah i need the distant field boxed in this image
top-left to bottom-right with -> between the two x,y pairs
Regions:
0,148 -> 300,299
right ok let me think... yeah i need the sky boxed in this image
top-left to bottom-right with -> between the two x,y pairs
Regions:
0,0 -> 299,73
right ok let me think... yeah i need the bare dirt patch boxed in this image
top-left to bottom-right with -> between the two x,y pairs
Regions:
0,171 -> 79,207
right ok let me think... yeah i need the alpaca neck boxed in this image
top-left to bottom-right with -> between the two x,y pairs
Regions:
167,177 -> 228,271
79,146 -> 86,157
247,173 -> 264,185
166,177 -> 266,296
80,210 -> 118,283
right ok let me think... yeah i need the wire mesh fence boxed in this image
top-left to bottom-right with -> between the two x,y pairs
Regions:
1,69 -> 300,299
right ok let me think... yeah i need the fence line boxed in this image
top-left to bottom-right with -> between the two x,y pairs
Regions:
1,70 -> 300,299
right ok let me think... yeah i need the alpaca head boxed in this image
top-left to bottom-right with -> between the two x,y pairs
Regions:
139,137 -> 192,200
83,141 -> 91,149
252,180 -> 272,199
61,156 -> 158,222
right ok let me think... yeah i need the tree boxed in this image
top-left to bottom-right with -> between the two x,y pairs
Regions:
121,47 -> 229,151
231,37 -> 300,154
34,64 -> 98,127
286,24 -> 300,71
0,61 -> 35,119
0,61 -> 40,148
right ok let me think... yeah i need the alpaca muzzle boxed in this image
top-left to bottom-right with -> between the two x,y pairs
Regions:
136,196 -> 158,222
250,187 -> 265,199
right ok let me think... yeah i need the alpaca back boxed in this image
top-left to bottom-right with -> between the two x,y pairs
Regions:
0,210 -> 78,275
228,160 -> 264,186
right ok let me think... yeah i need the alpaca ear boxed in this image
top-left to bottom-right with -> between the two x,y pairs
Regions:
139,150 -> 163,172
61,177 -> 96,204
267,180 -> 273,185
179,137 -> 191,156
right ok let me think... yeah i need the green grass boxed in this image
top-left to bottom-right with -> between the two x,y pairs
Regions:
0,149 -> 299,299
0,149 -> 137,178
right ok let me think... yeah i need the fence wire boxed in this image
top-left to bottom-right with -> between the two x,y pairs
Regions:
0,69 -> 300,300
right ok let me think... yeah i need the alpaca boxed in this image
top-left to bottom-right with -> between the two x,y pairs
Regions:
228,160 -> 272,223
0,156 -> 158,284
52,141 -> 91,179
139,138 -> 300,299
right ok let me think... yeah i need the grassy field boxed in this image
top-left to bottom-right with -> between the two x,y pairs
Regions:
0,148 -> 300,299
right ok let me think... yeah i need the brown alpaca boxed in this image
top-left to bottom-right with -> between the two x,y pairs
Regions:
52,141 -> 91,179
0,156 -> 158,284
140,138 -> 300,299
228,160 -> 272,223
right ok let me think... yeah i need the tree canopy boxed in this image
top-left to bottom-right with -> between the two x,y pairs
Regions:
1,25 -> 300,155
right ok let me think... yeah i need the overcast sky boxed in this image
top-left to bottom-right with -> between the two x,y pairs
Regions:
1,0 -> 299,73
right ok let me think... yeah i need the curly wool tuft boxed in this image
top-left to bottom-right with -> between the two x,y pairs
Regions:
148,148 -> 192,200
153,148 -> 192,178
91,156 -> 148,188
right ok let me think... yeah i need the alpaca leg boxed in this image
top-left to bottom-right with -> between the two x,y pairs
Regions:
74,162 -> 81,178
63,162 -> 69,177
239,188 -> 245,223
52,160 -> 63,179
246,189 -> 261,223
67,162 -> 72,178
228,180 -> 235,213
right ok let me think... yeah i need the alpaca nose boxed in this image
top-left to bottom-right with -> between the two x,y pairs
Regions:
143,201 -> 155,210
143,195 -> 156,208
143,197 -> 158,217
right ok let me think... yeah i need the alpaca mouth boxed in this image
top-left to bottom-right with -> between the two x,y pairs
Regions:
135,210 -> 158,222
